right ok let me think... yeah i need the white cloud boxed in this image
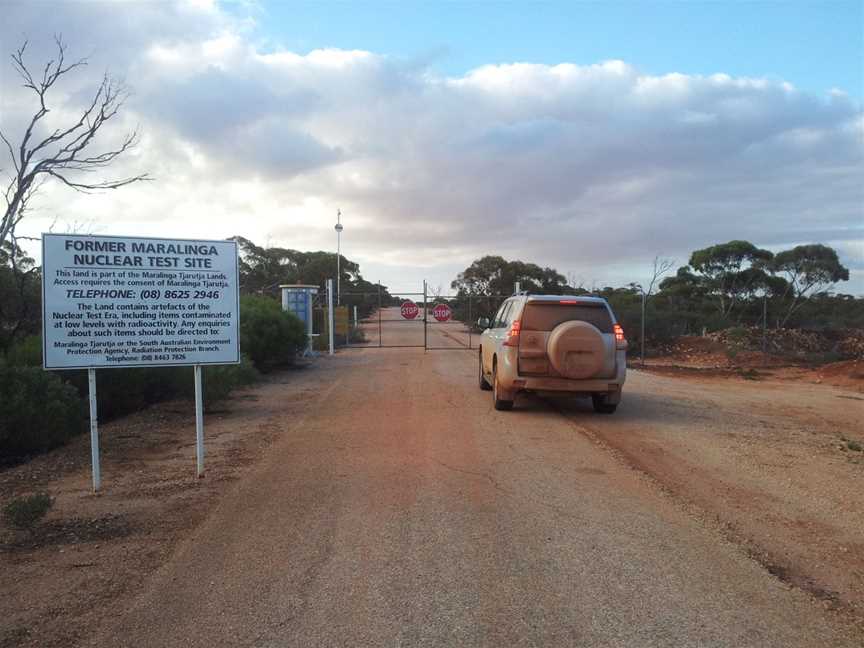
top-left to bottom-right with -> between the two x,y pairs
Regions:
1,1 -> 862,294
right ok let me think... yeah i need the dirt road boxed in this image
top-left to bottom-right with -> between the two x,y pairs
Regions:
72,309 -> 860,647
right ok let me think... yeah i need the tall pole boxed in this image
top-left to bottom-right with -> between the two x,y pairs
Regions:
641,289 -> 646,366
327,279 -> 335,355
335,209 -> 343,306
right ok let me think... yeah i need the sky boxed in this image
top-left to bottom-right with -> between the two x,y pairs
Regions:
1,0 -> 862,295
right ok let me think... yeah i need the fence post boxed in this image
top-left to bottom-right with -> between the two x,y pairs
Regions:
306,289 -> 315,356
468,294 -> 473,350
327,279 -> 335,356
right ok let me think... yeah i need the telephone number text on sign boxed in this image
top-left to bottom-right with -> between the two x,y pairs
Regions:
42,234 -> 240,370
62,289 -> 223,300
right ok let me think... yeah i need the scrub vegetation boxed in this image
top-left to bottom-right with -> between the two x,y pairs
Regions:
2,492 -> 52,529
1,236 -> 860,461
0,240 -> 307,460
450,241 -> 861,357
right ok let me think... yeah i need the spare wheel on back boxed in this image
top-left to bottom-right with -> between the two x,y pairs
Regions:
547,320 -> 606,379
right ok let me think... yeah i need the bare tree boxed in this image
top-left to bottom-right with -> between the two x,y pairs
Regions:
0,36 -> 149,248
636,256 -> 675,364
428,284 -> 443,301
644,256 -> 676,300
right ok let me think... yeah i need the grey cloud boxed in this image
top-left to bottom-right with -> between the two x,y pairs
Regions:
2,2 -> 862,292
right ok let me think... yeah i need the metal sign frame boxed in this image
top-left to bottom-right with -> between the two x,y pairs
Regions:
41,233 -> 240,492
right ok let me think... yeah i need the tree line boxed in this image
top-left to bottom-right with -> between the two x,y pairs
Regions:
231,236 -> 398,316
448,241 -> 860,344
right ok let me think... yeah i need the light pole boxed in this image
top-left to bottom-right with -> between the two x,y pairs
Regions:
335,209 -> 343,305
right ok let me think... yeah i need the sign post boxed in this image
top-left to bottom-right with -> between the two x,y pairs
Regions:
88,368 -> 100,492
42,234 -> 240,490
194,364 -> 204,477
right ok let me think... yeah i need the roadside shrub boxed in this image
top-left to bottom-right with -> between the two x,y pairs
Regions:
0,367 -> 84,455
724,326 -> 749,345
348,326 -> 367,344
176,354 -> 259,406
2,493 -> 52,529
240,295 -> 306,371
65,356 -> 259,417
4,334 -> 41,367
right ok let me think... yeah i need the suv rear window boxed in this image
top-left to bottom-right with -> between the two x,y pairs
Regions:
522,302 -> 614,333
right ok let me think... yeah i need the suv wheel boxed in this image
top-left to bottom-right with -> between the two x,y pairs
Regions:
592,394 -> 617,414
492,361 -> 514,411
479,350 -> 492,390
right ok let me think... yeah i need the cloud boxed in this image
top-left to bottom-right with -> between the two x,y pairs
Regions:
1,2 -> 862,293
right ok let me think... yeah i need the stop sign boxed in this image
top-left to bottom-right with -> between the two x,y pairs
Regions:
400,300 -> 419,319
432,303 -> 452,322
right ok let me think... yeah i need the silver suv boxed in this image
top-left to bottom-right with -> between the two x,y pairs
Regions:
477,295 -> 627,413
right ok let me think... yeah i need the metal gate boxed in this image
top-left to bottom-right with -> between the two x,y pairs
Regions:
340,286 -> 426,348
337,282 -> 510,351
423,289 -> 510,351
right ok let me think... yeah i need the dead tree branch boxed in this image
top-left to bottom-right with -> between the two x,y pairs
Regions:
645,256 -> 675,299
0,35 -> 149,247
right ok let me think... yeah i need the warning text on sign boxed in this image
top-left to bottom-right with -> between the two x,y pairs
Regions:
42,234 -> 240,369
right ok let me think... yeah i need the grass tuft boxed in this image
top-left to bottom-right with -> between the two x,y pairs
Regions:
3,493 -> 53,529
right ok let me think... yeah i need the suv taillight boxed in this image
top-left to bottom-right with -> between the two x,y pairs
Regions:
614,323 -> 627,349
503,320 -> 522,347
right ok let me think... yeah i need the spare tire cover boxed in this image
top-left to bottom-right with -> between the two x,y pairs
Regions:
547,320 -> 605,379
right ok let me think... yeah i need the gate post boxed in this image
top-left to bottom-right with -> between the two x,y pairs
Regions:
327,279 -> 335,356
468,293 -> 473,350
423,280 -> 428,351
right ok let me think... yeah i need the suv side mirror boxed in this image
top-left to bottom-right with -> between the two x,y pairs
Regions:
477,317 -> 490,330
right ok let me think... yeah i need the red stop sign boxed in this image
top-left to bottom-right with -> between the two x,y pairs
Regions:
400,300 -> 419,319
432,303 -> 452,322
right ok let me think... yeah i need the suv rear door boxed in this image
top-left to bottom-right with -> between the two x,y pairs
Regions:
518,300 -> 617,379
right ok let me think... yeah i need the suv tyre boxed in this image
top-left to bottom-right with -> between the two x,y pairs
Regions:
493,361 -> 514,411
479,350 -> 492,390
592,393 -> 617,414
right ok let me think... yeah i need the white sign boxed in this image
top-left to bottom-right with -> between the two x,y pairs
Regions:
42,234 -> 240,370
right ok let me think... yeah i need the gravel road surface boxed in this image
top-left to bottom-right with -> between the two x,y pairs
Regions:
83,309 -> 860,647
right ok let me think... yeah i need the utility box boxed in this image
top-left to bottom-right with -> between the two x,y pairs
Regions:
280,284 -> 318,355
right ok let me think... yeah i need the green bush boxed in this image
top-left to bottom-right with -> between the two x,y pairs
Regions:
173,354 -> 259,406
0,298 -> 290,456
239,295 -> 306,371
3,493 -> 52,529
0,367 -> 84,455
4,334 -> 41,367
